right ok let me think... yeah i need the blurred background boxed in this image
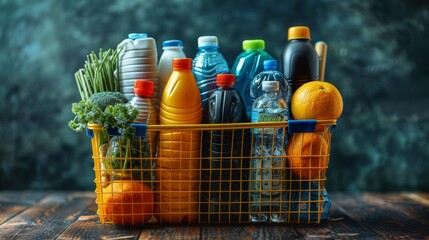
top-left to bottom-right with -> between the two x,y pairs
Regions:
1,0 -> 428,192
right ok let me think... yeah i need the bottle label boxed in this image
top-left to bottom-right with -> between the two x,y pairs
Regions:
251,155 -> 285,196
251,111 -> 287,134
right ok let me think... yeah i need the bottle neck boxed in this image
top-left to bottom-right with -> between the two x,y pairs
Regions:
163,46 -> 184,51
244,48 -> 262,52
289,39 -> 310,43
218,85 -> 233,89
135,94 -> 153,98
198,46 -> 219,51
263,91 -> 279,98
172,68 -> 191,72
264,67 -> 276,71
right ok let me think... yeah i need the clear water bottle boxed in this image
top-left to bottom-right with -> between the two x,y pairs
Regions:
250,60 -> 288,103
192,36 -> 229,108
250,81 -> 288,223
230,39 -> 274,120
158,40 -> 186,107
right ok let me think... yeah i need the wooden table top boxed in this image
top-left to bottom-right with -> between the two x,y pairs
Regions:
0,191 -> 428,239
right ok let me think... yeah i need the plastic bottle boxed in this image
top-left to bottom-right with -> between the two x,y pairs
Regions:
250,81 -> 288,223
251,60 -> 288,102
128,80 -> 159,157
230,39 -> 274,120
158,40 -> 186,107
157,58 -> 202,223
117,33 -> 159,106
129,80 -> 158,125
281,26 -> 319,118
192,36 -> 229,108
200,74 -> 250,223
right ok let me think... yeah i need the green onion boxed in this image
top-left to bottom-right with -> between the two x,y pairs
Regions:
74,48 -> 121,101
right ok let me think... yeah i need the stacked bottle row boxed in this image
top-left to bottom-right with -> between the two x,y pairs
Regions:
117,26 -> 323,223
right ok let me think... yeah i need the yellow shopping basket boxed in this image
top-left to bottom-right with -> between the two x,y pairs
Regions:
86,119 -> 336,225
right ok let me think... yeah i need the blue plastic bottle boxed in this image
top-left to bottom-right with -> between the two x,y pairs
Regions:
230,39 -> 274,120
251,60 -> 288,103
192,36 -> 229,108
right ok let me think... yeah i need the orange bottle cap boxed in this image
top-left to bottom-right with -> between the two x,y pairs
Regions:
133,80 -> 154,97
216,74 -> 235,87
172,58 -> 192,71
288,26 -> 311,40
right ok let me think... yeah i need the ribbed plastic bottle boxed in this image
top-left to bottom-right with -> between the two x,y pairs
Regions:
250,81 -> 288,223
117,33 -> 159,106
281,26 -> 319,118
231,39 -> 274,120
156,58 -> 202,223
158,40 -> 186,107
128,80 -> 159,157
200,74 -> 250,223
250,60 -> 288,102
192,36 -> 229,108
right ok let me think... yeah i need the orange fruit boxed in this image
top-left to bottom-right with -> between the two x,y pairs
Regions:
102,180 -> 154,225
291,81 -> 343,120
286,133 -> 329,179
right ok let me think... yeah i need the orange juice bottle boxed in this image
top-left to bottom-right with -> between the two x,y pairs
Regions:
157,58 -> 202,223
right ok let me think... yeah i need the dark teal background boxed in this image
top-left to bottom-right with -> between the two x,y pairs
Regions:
1,0 -> 428,191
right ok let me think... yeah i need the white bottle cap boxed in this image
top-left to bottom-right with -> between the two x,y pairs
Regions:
262,81 -> 279,92
198,36 -> 218,48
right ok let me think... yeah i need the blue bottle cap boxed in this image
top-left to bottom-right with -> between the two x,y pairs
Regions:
264,60 -> 277,70
163,40 -> 184,48
128,33 -> 148,40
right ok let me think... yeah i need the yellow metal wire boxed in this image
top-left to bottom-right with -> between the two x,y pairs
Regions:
88,120 -> 335,225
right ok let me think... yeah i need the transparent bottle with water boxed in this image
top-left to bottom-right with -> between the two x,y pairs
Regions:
250,60 -> 287,103
250,81 -> 288,223
192,36 -> 229,108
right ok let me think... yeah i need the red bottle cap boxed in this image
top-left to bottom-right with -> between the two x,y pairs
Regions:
216,74 -> 235,88
133,80 -> 154,97
172,58 -> 192,71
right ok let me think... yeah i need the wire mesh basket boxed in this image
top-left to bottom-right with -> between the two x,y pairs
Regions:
86,119 -> 336,225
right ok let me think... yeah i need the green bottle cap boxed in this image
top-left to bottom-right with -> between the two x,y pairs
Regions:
242,39 -> 265,50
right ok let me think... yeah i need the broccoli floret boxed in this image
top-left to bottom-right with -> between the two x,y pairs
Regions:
87,92 -> 128,111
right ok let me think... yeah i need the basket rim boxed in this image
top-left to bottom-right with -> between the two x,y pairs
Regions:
87,119 -> 336,131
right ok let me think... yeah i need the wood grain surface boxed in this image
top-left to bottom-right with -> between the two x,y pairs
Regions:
0,191 -> 428,239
